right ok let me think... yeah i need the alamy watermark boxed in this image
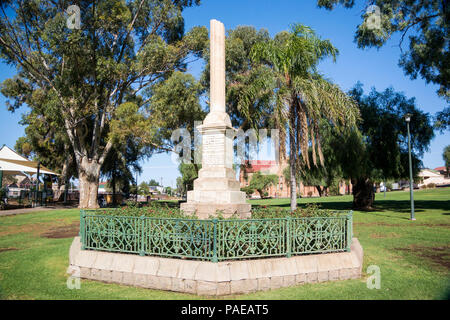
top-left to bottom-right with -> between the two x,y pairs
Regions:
66,5 -> 81,30
67,266 -> 81,290
366,265 -> 381,289
170,126 -> 281,166
365,5 -> 382,30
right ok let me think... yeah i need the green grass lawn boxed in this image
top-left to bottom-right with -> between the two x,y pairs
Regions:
0,188 -> 449,299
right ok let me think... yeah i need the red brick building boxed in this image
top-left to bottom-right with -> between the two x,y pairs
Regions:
239,160 -> 351,198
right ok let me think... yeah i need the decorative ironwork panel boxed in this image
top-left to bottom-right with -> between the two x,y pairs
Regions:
216,219 -> 287,260
79,209 -> 352,262
290,217 -> 347,254
83,214 -> 140,254
144,218 -> 214,260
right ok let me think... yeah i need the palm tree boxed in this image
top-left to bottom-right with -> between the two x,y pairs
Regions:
251,24 -> 359,210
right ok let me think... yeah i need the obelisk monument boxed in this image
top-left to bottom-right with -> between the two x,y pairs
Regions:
180,19 -> 251,219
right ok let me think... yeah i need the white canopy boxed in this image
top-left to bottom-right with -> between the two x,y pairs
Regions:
0,145 -> 58,175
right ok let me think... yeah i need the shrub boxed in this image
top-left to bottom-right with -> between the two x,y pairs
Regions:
241,186 -> 254,197
88,202 -> 341,220
0,188 -> 6,199
251,203 -> 339,219
328,184 -> 340,196
426,183 -> 436,188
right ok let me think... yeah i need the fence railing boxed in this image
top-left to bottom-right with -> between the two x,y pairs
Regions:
79,210 -> 353,262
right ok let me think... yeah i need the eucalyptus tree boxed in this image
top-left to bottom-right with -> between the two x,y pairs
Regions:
101,139 -> 142,204
332,83 -> 434,209
317,0 -> 449,101
0,0 -> 208,208
435,107 -> 450,132
13,100 -> 77,190
251,24 -> 359,210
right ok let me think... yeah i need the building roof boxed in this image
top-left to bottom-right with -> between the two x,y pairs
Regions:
418,169 -> 442,177
434,166 -> 447,171
242,160 -> 278,173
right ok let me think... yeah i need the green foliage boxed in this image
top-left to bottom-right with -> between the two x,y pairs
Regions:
346,83 -> 434,180
138,182 -> 150,195
327,83 -> 435,209
93,203 -> 186,219
14,137 -> 32,158
165,186 -> 174,196
0,0 -> 207,207
435,107 -> 450,132
146,71 -> 206,152
317,0 -> 450,101
0,187 -> 6,199
248,171 -> 278,198
385,181 -> 393,190
177,163 -> 200,193
443,145 -> 450,168
248,23 -> 359,210
241,186 -> 255,197
252,203 -> 339,219
148,179 -> 160,186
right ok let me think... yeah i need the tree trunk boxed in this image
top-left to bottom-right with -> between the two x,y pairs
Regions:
316,185 -> 323,197
78,157 -> 101,209
257,189 -> 264,199
112,160 -> 117,206
289,106 -> 297,211
352,177 -> 375,210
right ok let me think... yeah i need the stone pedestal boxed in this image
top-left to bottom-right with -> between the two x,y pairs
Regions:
180,19 -> 250,219
180,119 -> 251,219
68,237 -> 364,295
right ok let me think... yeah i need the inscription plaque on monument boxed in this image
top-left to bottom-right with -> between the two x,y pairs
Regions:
202,133 -> 225,166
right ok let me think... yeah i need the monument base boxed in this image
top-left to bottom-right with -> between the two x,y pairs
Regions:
180,202 -> 251,219
67,237 -> 364,296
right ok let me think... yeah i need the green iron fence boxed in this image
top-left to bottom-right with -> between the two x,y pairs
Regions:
79,210 -> 353,262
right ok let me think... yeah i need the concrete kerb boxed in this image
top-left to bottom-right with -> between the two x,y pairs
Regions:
68,236 -> 363,296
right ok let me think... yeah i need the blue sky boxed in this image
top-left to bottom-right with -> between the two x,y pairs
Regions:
0,0 -> 448,187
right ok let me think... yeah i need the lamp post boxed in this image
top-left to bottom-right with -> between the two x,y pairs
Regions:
405,114 -> 415,221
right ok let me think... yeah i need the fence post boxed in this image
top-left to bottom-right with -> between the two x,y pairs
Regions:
286,216 -> 291,258
346,211 -> 353,252
80,210 -> 85,250
212,219 -> 218,263
139,215 -> 145,256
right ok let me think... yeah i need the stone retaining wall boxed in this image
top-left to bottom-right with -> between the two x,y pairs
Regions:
67,237 -> 363,296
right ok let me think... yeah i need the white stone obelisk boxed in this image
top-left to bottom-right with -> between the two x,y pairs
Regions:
180,19 -> 251,219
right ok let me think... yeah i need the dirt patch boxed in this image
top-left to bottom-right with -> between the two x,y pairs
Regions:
370,232 -> 400,239
0,247 -> 19,253
40,222 -> 79,239
395,244 -> 450,270
0,222 -> 58,237
0,218 -> 79,238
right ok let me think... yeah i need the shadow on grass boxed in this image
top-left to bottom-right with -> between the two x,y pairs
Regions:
252,199 -> 450,215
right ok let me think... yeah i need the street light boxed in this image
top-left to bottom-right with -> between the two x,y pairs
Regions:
405,113 -> 415,221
